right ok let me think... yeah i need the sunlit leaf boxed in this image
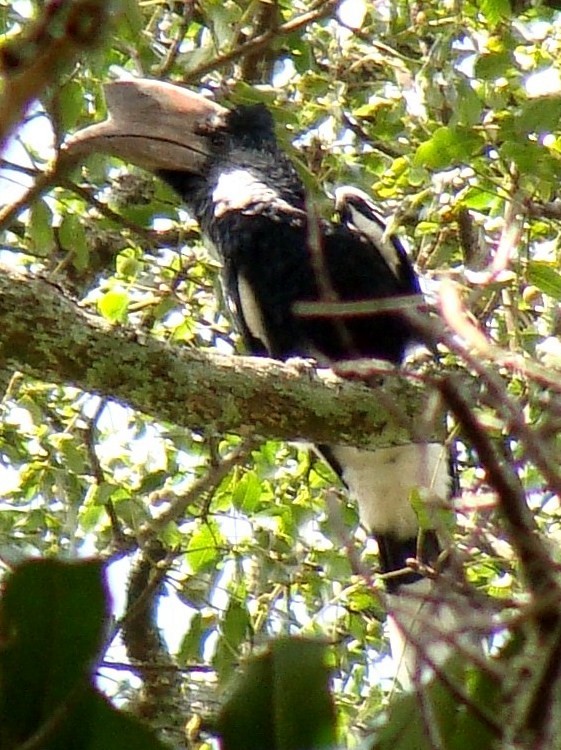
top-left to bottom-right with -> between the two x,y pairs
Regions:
186,522 -> 221,573
527,261 -> 561,301
28,200 -> 54,256
97,288 -> 130,322
218,639 -> 336,750
478,0 -> 511,25
414,126 -> 483,169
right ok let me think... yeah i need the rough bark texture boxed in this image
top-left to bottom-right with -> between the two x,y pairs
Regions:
0,265 -> 443,447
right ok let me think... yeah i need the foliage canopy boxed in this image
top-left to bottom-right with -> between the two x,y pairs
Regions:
3,0 -> 561,748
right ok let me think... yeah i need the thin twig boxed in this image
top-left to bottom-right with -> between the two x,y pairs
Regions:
138,437 -> 257,542
100,660 -> 216,674
438,281 -> 561,501
154,2 -> 195,78
182,0 -> 340,83
438,375 -> 559,616
84,398 -> 128,547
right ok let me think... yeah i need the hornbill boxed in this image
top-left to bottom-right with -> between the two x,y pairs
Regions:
66,79 -> 455,686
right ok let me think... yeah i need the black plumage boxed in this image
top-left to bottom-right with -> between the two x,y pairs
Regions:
67,80 -> 454,685
159,104 -> 421,365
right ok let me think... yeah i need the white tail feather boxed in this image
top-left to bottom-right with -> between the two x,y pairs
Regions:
387,577 -> 479,690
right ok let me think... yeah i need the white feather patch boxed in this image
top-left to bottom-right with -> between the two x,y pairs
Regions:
330,442 -> 449,538
237,274 -> 270,349
346,202 -> 402,277
335,186 -> 404,277
212,169 -> 280,218
386,578 -> 482,689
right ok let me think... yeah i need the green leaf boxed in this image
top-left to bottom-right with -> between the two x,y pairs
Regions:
499,140 -> 556,177
0,561 -> 169,749
137,470 -> 168,494
121,0 -> 144,34
222,598 -> 251,650
454,79 -> 483,128
516,97 -> 561,135
50,433 -> 86,474
474,50 -> 512,81
0,560 -> 106,741
218,638 -> 336,750
372,660 -> 497,750
59,213 -> 89,271
28,199 -> 54,256
116,253 -> 142,279
58,80 -> 86,131
461,186 -> 500,211
74,689 -> 170,750
232,471 -> 262,512
478,0 -> 511,25
527,261 -> 561,301
186,522 -> 221,573
414,126 -> 483,170
177,612 -> 204,662
97,288 -> 129,323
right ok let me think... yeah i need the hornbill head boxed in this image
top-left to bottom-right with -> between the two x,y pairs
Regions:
65,79 -> 229,175
65,78 -> 305,224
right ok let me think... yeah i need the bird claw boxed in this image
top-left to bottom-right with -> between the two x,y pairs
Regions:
284,356 -> 317,372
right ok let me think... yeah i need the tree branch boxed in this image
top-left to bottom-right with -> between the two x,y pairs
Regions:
438,376 -> 560,619
0,265 -> 442,449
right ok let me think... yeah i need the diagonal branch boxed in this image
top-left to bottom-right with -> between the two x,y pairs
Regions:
438,376 -> 560,619
182,0 -> 340,83
0,0 -> 111,151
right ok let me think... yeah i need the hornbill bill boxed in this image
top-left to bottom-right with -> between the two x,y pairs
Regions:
66,79 -> 455,686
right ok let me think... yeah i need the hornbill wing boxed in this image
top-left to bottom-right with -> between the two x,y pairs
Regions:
329,187 -> 458,686
324,186 -> 447,571
334,185 -> 420,294
66,79 -> 463,688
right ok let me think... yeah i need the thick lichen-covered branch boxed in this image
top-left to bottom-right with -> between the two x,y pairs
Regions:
0,265 -> 442,448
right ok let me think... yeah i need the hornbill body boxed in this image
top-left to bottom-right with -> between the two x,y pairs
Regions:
67,80 -> 454,686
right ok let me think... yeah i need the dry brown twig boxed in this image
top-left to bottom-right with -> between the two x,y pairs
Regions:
0,0 -> 111,153
438,281 -> 561,501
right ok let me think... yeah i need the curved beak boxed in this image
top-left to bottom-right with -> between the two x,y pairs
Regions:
63,78 -> 227,174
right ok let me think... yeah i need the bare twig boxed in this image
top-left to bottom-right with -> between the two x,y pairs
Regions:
83,398 -> 128,547
439,281 -> 561,501
239,0 -> 281,83
100,660 -> 215,674
138,437 -> 257,542
154,2 -> 195,78
465,186 -> 525,286
0,164 -> 60,232
0,160 -> 199,248
438,376 -> 559,617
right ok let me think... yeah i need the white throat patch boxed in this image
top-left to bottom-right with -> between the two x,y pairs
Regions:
212,169 -> 280,218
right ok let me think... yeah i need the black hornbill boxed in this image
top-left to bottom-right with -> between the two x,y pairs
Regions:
67,80 -> 453,685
